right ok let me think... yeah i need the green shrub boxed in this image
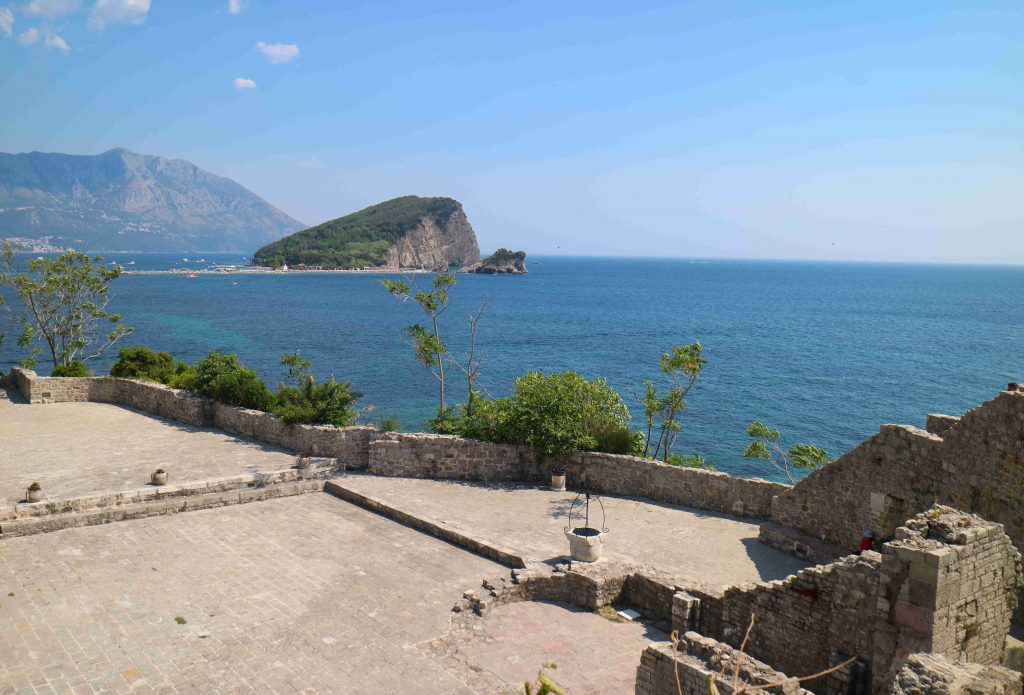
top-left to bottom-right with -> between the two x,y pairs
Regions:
110,346 -> 189,384
453,371 -> 634,459
167,367 -> 197,391
270,350 -> 362,426
589,420 -> 645,456
377,414 -> 401,432
51,361 -> 91,377
191,351 -> 273,411
665,452 -> 714,470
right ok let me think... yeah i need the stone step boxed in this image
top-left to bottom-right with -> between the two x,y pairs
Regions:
0,477 -> 327,538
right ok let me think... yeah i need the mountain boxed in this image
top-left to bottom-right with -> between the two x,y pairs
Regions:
0,148 -> 304,252
253,195 -> 481,270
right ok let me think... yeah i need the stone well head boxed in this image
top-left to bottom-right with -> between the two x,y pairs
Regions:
565,490 -> 608,562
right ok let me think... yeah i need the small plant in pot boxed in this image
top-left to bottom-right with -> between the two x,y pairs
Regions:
151,468 -> 168,486
295,453 -> 311,471
25,482 -> 44,503
550,468 -> 566,491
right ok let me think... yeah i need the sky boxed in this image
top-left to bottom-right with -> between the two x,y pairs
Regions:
1,1 -> 1023,263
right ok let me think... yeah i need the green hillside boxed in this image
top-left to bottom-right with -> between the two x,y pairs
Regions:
253,195 -> 461,269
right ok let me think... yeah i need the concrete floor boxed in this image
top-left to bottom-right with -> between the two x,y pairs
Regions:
0,392 -> 298,509
333,475 -> 811,589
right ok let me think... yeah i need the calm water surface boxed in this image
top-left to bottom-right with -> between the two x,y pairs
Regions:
3,254 -> 1022,480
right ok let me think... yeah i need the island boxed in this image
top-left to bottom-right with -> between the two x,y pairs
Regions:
460,247 -> 528,274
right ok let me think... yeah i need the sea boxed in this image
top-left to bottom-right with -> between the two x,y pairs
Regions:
3,252 -> 1022,481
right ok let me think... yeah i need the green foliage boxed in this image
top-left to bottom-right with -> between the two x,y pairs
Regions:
742,420 -> 833,482
524,662 -> 564,695
270,350 -> 362,426
174,616 -> 187,625
636,341 -> 707,461
454,371 -> 633,459
110,346 -> 190,384
51,360 -> 91,377
590,420 -> 645,456
383,272 -> 457,417
191,351 -> 274,411
168,367 -> 197,391
377,414 -> 401,432
0,243 -> 133,368
665,451 -> 715,471
254,196 -> 461,269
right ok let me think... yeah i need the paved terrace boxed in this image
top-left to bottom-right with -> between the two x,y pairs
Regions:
0,494 -> 662,694
0,390 -> 298,509
331,475 -> 810,589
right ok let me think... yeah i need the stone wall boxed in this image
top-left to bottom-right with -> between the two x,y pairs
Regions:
212,403 -> 379,468
891,653 -> 1022,695
871,508 -> 1023,692
771,389 -> 1024,554
707,507 -> 1021,695
367,434 -> 787,519
636,632 -> 813,695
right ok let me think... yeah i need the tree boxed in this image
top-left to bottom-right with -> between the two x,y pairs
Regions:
636,342 -> 707,461
0,244 -> 133,370
449,297 -> 492,417
742,421 -> 833,483
382,272 -> 457,417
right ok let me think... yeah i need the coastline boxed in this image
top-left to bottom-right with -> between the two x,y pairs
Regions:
124,267 -> 435,276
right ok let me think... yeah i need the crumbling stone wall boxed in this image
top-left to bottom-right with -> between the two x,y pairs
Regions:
872,508 -> 1023,692
708,507 -> 1021,695
718,553 -> 881,690
771,389 -> 1024,555
891,653 -> 1021,695
636,632 -> 813,695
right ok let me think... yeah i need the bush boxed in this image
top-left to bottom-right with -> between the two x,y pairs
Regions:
110,346 -> 189,384
167,367 -> 197,391
589,420 -> 645,456
666,452 -> 715,470
453,371 -> 635,459
51,360 -> 91,377
191,351 -> 273,411
377,414 -> 401,432
270,350 -> 362,426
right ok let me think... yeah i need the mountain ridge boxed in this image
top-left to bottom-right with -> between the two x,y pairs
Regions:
0,148 -> 304,252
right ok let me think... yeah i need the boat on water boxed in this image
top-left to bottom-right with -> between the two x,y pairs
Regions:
186,273 -> 198,279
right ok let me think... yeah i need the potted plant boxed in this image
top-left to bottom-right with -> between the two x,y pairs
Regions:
295,453 -> 311,471
151,468 -> 168,486
25,482 -> 44,503
550,468 -> 566,491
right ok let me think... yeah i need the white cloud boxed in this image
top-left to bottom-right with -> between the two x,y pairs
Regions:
227,0 -> 246,14
233,77 -> 256,90
0,7 -> 14,36
18,26 -> 39,44
88,0 -> 149,29
256,40 -> 299,64
25,0 -> 80,18
44,30 -> 69,52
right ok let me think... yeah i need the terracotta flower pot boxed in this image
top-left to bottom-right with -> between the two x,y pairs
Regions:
151,470 -> 168,486
25,487 -> 44,503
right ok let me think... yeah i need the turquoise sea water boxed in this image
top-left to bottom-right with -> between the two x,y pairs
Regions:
3,253 -> 1023,481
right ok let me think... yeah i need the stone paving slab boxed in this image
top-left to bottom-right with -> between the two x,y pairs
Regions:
331,475 -> 811,589
0,494 -> 502,694
456,601 -> 666,695
0,395 -> 300,510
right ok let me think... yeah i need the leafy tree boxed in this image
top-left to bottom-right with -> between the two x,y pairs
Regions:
636,342 -> 707,461
191,351 -> 273,411
456,371 -> 633,459
271,350 -> 363,426
382,272 -> 457,417
0,244 -> 132,369
110,346 -> 190,384
742,421 -> 833,483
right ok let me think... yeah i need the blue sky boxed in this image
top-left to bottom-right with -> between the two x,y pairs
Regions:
1,1 -> 1022,262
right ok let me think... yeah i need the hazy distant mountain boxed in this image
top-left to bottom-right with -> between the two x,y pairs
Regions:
0,148 -> 304,252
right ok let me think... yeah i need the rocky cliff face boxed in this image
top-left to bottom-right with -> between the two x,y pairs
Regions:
383,203 -> 480,270
0,148 -> 304,252
460,248 -> 528,274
